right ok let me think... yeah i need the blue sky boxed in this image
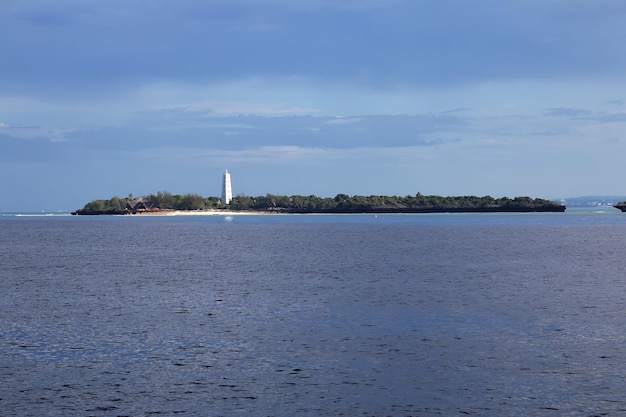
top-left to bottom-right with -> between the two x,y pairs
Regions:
2,0 -> 626,211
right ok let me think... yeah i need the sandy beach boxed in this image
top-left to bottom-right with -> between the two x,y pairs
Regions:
132,209 -> 272,216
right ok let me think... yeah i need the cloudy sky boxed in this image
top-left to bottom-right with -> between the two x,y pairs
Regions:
2,0 -> 626,211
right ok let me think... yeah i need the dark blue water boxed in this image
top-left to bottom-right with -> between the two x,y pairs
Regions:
2,212 -> 626,416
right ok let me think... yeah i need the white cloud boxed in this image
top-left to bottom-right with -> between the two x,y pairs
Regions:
324,117 -> 362,125
184,101 -> 319,116
0,125 -> 72,142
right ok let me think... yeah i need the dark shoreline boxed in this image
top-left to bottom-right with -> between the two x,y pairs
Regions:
273,206 -> 567,214
72,206 -> 566,215
72,193 -> 567,215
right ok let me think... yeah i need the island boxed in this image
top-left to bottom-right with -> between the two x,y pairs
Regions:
72,192 -> 566,215
614,201 -> 626,212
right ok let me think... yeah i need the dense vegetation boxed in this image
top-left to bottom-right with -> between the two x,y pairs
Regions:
74,192 -> 565,214
229,193 -> 564,212
75,192 -> 221,213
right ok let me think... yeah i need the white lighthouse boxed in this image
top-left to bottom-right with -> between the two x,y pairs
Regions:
222,169 -> 232,204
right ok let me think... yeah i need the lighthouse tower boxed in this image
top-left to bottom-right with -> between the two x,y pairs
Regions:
222,169 -> 232,204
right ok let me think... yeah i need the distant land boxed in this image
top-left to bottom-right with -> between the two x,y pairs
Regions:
72,192 -> 567,215
558,196 -> 626,208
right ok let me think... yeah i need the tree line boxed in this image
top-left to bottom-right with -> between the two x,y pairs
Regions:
75,191 -> 565,214
229,193 -> 563,212
78,192 -> 222,213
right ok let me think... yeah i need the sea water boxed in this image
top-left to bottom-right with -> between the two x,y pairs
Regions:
2,210 -> 626,416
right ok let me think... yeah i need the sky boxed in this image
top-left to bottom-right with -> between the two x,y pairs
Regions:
2,0 -> 626,212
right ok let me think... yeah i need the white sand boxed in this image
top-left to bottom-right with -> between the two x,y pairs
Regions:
132,209 -> 272,216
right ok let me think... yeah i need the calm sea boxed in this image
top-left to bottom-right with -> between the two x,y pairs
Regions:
2,210 -> 626,416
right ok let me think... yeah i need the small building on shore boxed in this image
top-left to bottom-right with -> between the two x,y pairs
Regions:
126,197 -> 158,214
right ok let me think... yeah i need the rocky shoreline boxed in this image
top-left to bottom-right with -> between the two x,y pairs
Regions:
613,202 -> 626,212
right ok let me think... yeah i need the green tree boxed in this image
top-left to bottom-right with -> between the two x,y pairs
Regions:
177,193 -> 206,210
84,199 -> 106,211
230,194 -> 253,210
107,196 -> 126,211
